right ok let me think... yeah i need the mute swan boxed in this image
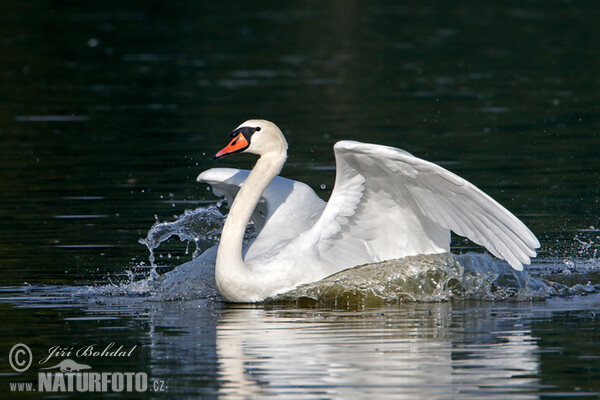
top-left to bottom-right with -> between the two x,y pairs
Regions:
197,120 -> 540,302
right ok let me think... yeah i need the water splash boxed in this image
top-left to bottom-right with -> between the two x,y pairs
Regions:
273,253 -> 568,307
138,205 -> 226,266
88,205 -> 258,301
77,270 -> 160,297
137,205 -> 257,267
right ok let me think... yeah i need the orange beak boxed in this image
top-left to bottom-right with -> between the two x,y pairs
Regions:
214,134 -> 250,159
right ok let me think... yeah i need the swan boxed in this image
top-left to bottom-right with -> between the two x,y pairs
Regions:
197,120 -> 540,302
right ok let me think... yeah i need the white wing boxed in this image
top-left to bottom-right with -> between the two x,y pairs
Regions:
297,141 -> 540,272
197,168 -> 326,260
198,168 -> 270,230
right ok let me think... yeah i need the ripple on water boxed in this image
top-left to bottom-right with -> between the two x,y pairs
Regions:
75,251 -> 599,307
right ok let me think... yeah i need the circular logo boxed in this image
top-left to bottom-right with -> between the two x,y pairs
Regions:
9,343 -> 32,372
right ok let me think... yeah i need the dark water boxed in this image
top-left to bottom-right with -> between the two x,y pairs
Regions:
1,1 -> 599,398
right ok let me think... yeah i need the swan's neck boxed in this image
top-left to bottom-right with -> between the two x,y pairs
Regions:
215,150 -> 286,302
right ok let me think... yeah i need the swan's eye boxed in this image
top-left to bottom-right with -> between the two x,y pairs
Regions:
255,127 -> 261,132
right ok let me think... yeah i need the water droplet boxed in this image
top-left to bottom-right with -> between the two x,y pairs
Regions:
320,184 -> 326,190
87,38 -> 100,48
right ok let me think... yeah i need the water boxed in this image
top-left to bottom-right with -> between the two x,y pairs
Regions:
1,1 -> 600,398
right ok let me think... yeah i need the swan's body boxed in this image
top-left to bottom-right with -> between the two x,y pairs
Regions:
198,120 -> 540,302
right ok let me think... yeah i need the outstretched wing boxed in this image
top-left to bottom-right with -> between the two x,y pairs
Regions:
297,141 -> 540,272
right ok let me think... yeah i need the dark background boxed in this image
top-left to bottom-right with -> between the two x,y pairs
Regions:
1,0 -> 598,285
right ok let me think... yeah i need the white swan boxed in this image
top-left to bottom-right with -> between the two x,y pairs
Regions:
197,120 -> 540,302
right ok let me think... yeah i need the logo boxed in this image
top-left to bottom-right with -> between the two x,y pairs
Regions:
39,359 -> 91,373
7,342 -> 167,394
37,370 -> 149,393
9,343 -> 32,372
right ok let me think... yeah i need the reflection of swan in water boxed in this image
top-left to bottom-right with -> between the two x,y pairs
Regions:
110,298 -> 540,398
214,306 -> 540,399
198,120 -> 540,302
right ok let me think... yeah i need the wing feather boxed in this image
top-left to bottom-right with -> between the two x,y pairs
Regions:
197,167 -> 326,261
297,140 -> 539,271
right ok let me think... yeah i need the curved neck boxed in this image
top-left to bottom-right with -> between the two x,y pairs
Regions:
215,150 -> 286,302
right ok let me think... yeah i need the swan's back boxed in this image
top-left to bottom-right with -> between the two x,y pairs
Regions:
198,168 -> 326,262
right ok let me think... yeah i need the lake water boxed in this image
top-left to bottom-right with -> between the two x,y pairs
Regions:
1,1 -> 599,398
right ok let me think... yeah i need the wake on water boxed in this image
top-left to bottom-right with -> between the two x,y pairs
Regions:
79,205 -> 600,306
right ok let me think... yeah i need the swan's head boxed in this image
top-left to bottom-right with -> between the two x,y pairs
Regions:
214,119 -> 287,159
